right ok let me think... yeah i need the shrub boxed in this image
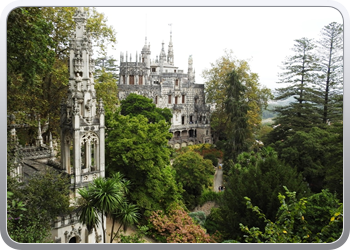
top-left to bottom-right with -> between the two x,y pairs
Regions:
203,154 -> 219,166
198,190 -> 223,206
148,206 -> 216,243
188,211 -> 206,227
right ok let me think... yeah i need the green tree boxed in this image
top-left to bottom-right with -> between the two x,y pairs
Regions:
105,112 -> 183,215
203,153 -> 219,167
95,68 -> 119,113
240,187 -> 343,243
302,189 -> 342,239
172,151 -> 215,209
7,7 -> 56,143
7,168 -> 70,243
95,55 -> 119,79
6,191 -> 42,243
271,38 -> 320,142
202,50 -> 272,143
120,93 -> 172,123
76,186 -> 101,242
203,207 -> 224,235
110,202 -> 140,243
273,124 -> 343,195
219,149 -> 309,240
315,22 -> 343,124
323,122 -> 343,197
223,70 -> 249,163
7,7 -> 55,88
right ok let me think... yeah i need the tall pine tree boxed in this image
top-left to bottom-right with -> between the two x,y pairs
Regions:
271,38 -> 320,141
315,22 -> 343,124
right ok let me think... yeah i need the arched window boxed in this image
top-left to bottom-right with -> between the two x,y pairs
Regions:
81,132 -> 99,172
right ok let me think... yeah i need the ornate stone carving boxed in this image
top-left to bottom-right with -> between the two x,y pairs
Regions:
73,98 -> 80,116
64,225 -> 82,243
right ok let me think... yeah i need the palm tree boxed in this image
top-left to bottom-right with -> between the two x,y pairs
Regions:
77,187 -> 101,242
77,175 -> 125,243
110,202 -> 140,243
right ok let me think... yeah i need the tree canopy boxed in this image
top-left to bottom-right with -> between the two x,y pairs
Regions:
272,124 -> 343,196
218,148 -> 309,240
202,50 -> 272,144
240,188 -> 342,243
223,70 -> 250,162
105,111 -> 183,215
7,168 -> 70,243
172,151 -> 215,209
94,68 -> 119,113
120,93 -> 172,123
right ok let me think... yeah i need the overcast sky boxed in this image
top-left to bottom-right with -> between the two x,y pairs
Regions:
97,7 -> 343,91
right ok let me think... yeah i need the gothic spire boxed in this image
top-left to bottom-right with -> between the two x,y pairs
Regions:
167,23 -> 174,65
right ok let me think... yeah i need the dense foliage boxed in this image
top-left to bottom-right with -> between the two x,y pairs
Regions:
222,70 -> 249,162
202,50 -> 272,144
240,188 -> 342,243
217,148 -> 309,240
7,168 -> 70,243
172,151 -> 215,209
120,93 -> 172,123
94,68 -> 119,113
272,125 -> 343,195
105,111 -> 183,216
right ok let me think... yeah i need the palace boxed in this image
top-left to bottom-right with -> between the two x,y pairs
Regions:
118,30 -> 212,148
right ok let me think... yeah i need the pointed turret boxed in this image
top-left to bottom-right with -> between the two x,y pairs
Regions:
141,37 -> 151,71
188,55 -> 194,82
167,24 -> 174,65
160,41 -> 166,63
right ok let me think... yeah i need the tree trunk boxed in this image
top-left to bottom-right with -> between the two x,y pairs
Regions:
110,216 -> 116,243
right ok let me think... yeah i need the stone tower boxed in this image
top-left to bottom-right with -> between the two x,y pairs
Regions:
60,7 -> 105,193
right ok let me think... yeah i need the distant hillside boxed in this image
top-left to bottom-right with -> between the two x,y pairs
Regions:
262,96 -> 295,120
268,96 -> 295,106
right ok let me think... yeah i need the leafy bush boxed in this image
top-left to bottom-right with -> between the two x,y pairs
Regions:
203,154 -> 219,166
198,190 -> 223,206
240,187 -> 343,243
219,149 -> 309,240
115,225 -> 148,243
204,207 -> 223,235
172,151 -> 214,210
188,211 -> 206,227
148,206 -> 216,243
